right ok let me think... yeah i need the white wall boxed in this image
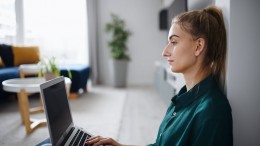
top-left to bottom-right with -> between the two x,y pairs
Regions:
216,0 -> 260,145
162,0 -> 174,7
188,0 -> 214,11
97,0 -> 167,85
228,0 -> 260,145
163,0 -> 215,10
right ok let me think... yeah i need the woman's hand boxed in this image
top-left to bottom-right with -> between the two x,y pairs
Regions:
86,136 -> 122,146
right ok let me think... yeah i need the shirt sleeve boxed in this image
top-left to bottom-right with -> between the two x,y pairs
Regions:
190,113 -> 233,146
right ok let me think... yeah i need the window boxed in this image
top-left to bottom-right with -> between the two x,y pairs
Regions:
0,0 -> 16,44
23,0 -> 88,65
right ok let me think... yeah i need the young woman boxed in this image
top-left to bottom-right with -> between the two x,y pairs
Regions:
86,5 -> 233,146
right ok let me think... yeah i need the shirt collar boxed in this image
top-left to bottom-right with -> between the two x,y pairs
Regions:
171,75 -> 217,110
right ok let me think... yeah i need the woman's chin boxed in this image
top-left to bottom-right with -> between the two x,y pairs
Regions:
170,66 -> 180,73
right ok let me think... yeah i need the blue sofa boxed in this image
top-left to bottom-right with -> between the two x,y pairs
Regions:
0,65 -> 91,99
0,44 -> 91,100
0,44 -> 22,100
60,64 -> 91,94
0,67 -> 19,99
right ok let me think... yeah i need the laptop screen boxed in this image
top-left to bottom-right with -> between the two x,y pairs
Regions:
41,77 -> 73,145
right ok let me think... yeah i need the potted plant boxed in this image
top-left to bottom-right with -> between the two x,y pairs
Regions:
105,14 -> 132,87
38,57 -> 71,80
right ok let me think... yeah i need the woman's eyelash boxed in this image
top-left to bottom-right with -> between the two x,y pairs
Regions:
171,41 -> 177,45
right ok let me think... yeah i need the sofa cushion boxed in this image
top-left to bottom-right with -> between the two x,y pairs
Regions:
12,46 -> 40,66
0,67 -> 19,98
0,67 -> 19,80
0,44 -> 14,67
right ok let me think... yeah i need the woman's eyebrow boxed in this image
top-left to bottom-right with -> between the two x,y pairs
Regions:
168,34 -> 180,41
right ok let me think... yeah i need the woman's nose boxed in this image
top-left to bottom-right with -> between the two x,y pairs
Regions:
162,44 -> 170,57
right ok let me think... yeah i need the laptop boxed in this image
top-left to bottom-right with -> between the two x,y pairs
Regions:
40,76 -> 92,146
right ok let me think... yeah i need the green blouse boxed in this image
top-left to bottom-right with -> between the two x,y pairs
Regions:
149,75 -> 233,146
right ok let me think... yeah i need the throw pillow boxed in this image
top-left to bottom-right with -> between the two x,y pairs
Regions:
0,57 -> 4,67
12,46 -> 40,66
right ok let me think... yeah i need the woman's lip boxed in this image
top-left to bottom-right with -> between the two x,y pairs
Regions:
168,60 -> 174,63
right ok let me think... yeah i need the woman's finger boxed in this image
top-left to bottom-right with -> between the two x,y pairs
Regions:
87,135 -> 100,141
93,137 -> 120,146
86,136 -> 102,144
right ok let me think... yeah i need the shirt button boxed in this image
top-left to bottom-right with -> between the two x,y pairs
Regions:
172,112 -> 176,117
159,133 -> 163,137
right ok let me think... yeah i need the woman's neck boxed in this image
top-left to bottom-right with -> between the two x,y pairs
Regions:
183,69 -> 210,91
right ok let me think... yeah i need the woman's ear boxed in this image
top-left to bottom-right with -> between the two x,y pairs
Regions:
194,38 -> 205,56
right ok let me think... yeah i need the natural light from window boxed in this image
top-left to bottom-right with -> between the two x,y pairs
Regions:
0,0 -> 16,44
24,0 -> 88,65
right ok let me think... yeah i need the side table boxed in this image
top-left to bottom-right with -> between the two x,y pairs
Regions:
2,77 -> 71,134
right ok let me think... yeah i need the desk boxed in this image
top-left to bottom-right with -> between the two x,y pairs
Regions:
2,77 -> 71,134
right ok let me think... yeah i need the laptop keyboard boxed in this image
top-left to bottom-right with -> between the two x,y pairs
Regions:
69,129 -> 91,146
69,129 -> 80,145
60,127 -> 75,146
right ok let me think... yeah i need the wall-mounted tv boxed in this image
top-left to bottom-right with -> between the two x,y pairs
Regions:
159,0 -> 187,30
167,0 -> 187,30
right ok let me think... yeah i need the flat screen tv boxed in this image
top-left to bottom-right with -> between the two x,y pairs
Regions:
167,0 -> 188,30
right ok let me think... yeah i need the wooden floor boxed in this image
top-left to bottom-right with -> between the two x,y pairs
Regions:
118,85 -> 167,145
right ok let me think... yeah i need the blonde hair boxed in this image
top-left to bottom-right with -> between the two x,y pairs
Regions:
173,6 -> 227,85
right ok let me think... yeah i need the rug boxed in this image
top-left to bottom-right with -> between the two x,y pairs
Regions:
0,86 -> 126,146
